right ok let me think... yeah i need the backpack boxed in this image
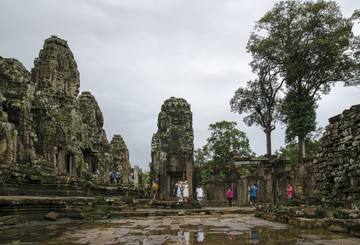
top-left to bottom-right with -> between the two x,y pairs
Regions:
155,184 -> 158,190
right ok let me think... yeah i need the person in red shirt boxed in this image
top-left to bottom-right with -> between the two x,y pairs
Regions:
226,188 -> 233,208
286,184 -> 293,200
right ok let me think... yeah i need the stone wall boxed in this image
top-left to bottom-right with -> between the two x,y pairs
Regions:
151,97 -> 194,199
312,104 -> 360,208
203,104 -> 360,209
200,157 -> 295,206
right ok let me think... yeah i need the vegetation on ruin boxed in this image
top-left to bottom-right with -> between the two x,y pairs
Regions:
275,129 -> 322,165
233,0 -> 360,162
194,121 -> 254,179
230,53 -> 283,156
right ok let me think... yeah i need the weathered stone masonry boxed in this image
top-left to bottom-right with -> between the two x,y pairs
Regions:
312,104 -> 360,208
0,36 -> 134,196
151,97 -> 194,200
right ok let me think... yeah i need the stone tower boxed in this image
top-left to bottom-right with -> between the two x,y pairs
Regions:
30,35 -> 84,177
151,97 -> 194,199
110,135 -> 131,184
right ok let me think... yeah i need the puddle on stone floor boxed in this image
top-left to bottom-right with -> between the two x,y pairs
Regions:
0,215 -> 359,245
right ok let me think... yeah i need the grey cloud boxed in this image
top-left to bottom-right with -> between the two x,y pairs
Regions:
0,0 -> 358,171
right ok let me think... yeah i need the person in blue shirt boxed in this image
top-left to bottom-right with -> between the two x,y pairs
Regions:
115,171 -> 120,184
249,184 -> 258,208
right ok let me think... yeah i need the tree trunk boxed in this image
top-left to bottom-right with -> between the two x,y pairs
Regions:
265,127 -> 272,156
298,135 -> 306,162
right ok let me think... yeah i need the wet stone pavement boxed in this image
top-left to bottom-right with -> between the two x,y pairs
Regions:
1,211 -> 360,244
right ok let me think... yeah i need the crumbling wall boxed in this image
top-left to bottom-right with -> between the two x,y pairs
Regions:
313,104 -> 360,208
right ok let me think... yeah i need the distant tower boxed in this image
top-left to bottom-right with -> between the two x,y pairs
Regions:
151,97 -> 194,199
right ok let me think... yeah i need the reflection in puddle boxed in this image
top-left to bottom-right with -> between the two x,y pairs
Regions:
0,215 -> 359,244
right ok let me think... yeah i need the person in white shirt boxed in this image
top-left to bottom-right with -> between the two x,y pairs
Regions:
196,185 -> 204,206
183,181 -> 189,201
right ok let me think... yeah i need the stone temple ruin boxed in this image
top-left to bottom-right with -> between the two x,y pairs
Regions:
1,36 -> 360,236
151,97 -> 194,199
0,35 -> 138,198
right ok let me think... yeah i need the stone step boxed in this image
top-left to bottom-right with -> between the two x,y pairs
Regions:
133,199 -> 201,209
109,207 -> 255,218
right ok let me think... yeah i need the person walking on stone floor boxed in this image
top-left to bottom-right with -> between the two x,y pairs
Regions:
152,181 -> 158,200
250,184 -> 258,208
183,181 -> 189,202
196,185 -> 204,206
144,182 -> 150,199
226,188 -> 233,208
115,171 -> 120,184
109,170 -> 115,184
286,184 -> 293,200
177,182 -> 184,202
173,182 -> 179,202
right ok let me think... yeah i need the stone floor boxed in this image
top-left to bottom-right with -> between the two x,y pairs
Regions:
1,210 -> 360,244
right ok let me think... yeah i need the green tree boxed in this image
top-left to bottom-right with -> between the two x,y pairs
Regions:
198,121 -> 254,166
275,129 -> 322,165
230,62 -> 283,156
247,0 -> 360,162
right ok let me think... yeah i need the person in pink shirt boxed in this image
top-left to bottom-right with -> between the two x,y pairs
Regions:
286,184 -> 293,200
226,188 -> 233,208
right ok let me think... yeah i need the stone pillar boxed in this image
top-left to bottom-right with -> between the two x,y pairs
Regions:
134,165 -> 140,188
185,151 -> 193,198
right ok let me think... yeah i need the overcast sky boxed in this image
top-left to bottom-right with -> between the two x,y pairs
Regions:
1,0 -> 359,171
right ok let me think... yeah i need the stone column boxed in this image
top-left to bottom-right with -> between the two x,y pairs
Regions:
134,165 -> 140,188
185,151 -> 193,198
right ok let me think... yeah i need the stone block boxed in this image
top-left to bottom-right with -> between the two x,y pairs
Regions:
0,215 -> 18,226
295,217 -> 316,229
349,219 -> 360,237
44,212 -> 59,221
328,220 -> 349,233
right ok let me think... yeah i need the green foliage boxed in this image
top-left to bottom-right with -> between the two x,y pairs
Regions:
194,148 -> 208,167
230,78 -> 283,130
201,168 -> 214,180
275,131 -> 322,165
230,73 -> 283,155
247,0 -> 360,159
219,171 -> 226,180
195,121 -> 254,180
331,207 -> 340,217
277,204 -> 285,211
282,92 -> 317,143
142,170 -> 150,186
204,121 -> 254,166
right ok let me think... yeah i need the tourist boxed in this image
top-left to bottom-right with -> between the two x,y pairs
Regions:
196,185 -> 204,206
226,188 -> 233,208
184,231 -> 190,244
177,182 -> 184,202
286,184 -> 293,200
183,181 -> 189,202
250,231 -> 260,244
173,182 -> 179,201
152,181 -> 158,200
109,170 -> 115,184
250,184 -> 258,208
144,182 -> 150,198
197,228 -> 205,242
115,171 -> 120,184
